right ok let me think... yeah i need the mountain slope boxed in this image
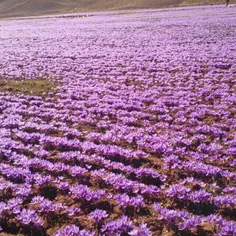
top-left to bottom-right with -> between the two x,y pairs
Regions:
0,0 -> 235,18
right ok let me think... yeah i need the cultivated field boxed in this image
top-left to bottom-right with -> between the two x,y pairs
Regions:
0,5 -> 235,236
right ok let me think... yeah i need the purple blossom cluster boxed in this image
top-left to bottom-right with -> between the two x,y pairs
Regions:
153,203 -> 236,234
115,193 -> 145,209
88,209 -> 108,223
54,225 -> 94,236
0,4 -> 235,236
16,209 -> 43,227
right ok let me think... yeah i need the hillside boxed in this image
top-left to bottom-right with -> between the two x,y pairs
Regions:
0,0 -> 235,18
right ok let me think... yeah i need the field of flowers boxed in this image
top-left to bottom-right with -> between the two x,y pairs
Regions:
0,5 -> 235,236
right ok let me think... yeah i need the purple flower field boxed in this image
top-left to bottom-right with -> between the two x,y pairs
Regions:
0,5 -> 235,236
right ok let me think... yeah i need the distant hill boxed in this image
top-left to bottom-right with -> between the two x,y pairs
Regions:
0,0 -> 235,18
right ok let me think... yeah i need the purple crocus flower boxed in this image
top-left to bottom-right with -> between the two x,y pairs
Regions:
129,223 -> 151,236
54,225 -> 95,236
88,209 -> 108,223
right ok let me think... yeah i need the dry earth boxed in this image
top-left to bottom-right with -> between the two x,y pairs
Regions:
0,0 -> 236,18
